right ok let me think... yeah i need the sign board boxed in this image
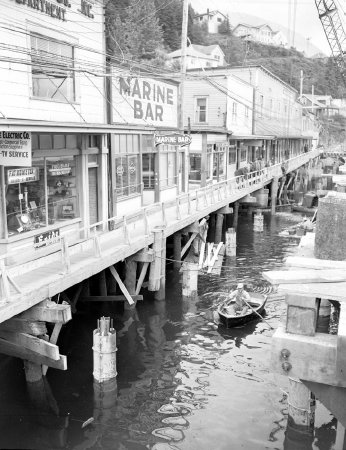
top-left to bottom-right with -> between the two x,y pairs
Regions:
48,163 -> 71,176
7,167 -> 39,184
155,134 -> 192,147
34,229 -> 60,249
0,131 -> 32,166
112,75 -> 178,127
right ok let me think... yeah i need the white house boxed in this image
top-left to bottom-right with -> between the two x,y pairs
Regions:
167,44 -> 225,69
233,23 -> 287,47
194,10 -> 228,34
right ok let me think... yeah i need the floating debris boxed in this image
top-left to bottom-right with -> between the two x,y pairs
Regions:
162,416 -> 189,427
81,417 -> 94,428
152,427 -> 184,442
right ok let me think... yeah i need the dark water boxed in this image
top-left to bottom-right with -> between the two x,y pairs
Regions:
0,213 -> 337,450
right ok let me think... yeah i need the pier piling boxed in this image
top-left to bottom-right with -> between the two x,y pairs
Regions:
225,228 -> 236,257
93,317 -> 117,383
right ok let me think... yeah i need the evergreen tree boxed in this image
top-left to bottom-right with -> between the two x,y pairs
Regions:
154,0 -> 183,51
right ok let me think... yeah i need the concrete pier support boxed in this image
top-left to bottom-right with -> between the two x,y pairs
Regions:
155,235 -> 166,301
254,211 -> 264,232
215,213 -> 224,244
182,262 -> 199,298
93,317 -> 117,382
225,228 -> 236,257
233,201 -> 239,230
271,177 -> 279,215
148,226 -> 166,301
173,232 -> 182,269
287,377 -> 315,431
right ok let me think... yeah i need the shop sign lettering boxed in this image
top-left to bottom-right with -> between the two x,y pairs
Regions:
48,163 -> 71,176
113,77 -> 178,127
155,134 -> 191,147
129,162 -> 136,174
0,131 -> 31,166
11,0 -> 68,21
116,165 -> 124,176
7,167 -> 39,184
34,229 -> 60,249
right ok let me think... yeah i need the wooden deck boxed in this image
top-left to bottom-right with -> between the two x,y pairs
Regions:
0,150 -> 319,324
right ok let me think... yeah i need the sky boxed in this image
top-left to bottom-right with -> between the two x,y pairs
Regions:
190,0 -> 334,56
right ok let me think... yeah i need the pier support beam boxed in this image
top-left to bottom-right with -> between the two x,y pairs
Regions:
287,377 -> 315,431
233,201 -> 239,230
182,262 -> 199,298
93,317 -> 117,383
225,228 -> 236,257
254,210 -> 264,232
214,213 -> 224,244
271,177 -> 279,215
124,257 -> 137,310
148,226 -> 166,301
173,232 -> 182,269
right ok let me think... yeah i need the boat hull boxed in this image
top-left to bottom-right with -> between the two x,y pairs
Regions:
217,293 -> 267,328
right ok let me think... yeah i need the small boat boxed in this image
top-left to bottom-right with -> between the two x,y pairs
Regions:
217,293 -> 267,328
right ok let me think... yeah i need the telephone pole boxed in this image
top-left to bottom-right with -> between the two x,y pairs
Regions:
178,0 -> 189,131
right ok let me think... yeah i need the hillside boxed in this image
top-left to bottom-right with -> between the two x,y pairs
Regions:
205,34 -> 346,98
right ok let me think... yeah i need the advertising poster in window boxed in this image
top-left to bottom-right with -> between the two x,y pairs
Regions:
111,74 -> 178,128
0,131 -> 31,166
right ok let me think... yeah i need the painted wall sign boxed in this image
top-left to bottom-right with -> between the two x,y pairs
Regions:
12,0 -> 68,21
7,167 -> 39,184
0,131 -> 32,166
155,134 -> 191,147
34,229 -> 60,249
112,76 -> 178,127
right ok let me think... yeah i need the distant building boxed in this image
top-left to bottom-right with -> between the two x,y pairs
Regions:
194,9 -> 229,34
233,23 -> 287,47
300,94 -> 339,118
167,44 -> 225,69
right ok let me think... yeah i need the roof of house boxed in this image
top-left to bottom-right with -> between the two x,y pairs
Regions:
301,94 -> 335,108
168,44 -> 225,59
194,10 -> 227,19
233,23 -> 273,31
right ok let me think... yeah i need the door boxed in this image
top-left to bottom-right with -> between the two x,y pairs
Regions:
88,167 -> 98,225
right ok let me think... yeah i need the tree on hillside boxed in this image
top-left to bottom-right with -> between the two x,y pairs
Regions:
218,15 -> 231,35
106,0 -> 164,62
187,5 -> 208,45
154,0 -> 183,51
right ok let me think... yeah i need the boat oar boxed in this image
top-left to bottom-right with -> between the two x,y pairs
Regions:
242,296 -> 273,330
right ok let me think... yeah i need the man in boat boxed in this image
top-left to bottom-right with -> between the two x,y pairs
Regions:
223,283 -> 250,316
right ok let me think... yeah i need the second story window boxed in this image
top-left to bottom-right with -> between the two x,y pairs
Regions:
195,97 -> 208,123
31,34 -> 75,103
232,102 -> 237,121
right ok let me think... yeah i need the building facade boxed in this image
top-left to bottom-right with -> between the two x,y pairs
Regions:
194,10 -> 228,34
167,44 -> 225,70
233,23 -> 288,47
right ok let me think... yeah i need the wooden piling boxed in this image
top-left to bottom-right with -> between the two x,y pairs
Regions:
93,317 -> 117,382
233,201 -> 239,230
254,211 -> 264,232
173,232 -> 182,269
271,177 -> 279,215
155,236 -> 166,301
124,257 -> 137,310
225,228 -> 236,257
182,262 -> 199,298
215,213 -> 224,244
287,377 -> 315,431
149,226 -> 166,301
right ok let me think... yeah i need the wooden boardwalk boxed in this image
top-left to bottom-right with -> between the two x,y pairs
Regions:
0,150 -> 319,324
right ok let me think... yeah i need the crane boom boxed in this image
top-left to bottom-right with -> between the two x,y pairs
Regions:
315,0 -> 346,85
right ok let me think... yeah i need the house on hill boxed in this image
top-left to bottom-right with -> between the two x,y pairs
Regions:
194,9 -> 229,34
233,23 -> 288,47
167,44 -> 225,69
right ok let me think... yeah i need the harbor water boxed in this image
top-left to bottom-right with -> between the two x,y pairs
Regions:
0,212 -> 337,450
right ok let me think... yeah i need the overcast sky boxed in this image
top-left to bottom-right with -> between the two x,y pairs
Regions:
190,0 -> 333,55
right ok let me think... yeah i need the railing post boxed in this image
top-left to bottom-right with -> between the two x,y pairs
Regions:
93,228 -> 102,258
123,216 -> 130,245
204,187 -> 208,206
176,197 -> 181,220
0,260 -> 10,302
61,237 -> 71,274
143,208 -> 150,236
161,202 -> 167,227
188,192 -> 191,214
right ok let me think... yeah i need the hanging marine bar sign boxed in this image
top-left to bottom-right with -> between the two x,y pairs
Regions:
154,134 -> 192,147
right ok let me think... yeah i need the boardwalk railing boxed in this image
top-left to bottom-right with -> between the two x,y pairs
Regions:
0,149 -> 319,302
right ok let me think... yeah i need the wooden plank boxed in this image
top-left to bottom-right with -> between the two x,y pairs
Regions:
285,256 -> 346,270
0,338 -> 67,370
263,269 -> 346,285
207,242 -> 224,273
81,295 -> 143,302
0,318 -> 47,335
43,322 -> 63,376
135,262 -> 149,295
18,301 -> 72,324
271,327 -> 343,386
337,303 -> 346,380
278,282 -> 346,302
108,266 -> 135,305
181,232 -> 198,258
0,331 -> 60,360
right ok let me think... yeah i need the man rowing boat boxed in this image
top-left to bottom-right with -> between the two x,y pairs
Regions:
222,283 -> 250,316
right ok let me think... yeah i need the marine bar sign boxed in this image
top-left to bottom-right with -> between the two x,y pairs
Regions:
0,131 -> 31,166
155,134 -> 192,147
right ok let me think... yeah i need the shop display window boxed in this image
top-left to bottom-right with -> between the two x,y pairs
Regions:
5,156 -> 78,236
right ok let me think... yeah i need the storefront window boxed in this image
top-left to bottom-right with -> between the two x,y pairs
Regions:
6,155 -> 78,236
142,153 -> 155,189
229,145 -> 237,164
115,155 -> 140,198
189,153 -> 201,181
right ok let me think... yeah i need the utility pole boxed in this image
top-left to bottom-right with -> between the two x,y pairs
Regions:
300,70 -> 303,99
311,84 -> 314,114
178,0 -> 188,131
